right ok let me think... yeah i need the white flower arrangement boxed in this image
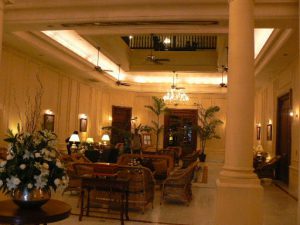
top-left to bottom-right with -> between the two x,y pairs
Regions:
0,128 -> 68,193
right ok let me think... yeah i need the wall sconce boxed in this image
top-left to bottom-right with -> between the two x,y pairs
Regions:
79,114 -> 88,132
289,109 -> 299,119
44,109 -> 55,132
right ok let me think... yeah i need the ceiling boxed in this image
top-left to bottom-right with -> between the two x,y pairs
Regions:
2,0 -> 299,93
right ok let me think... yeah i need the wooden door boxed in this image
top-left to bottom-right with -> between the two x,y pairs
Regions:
164,109 -> 198,155
111,106 -> 132,145
276,91 -> 292,184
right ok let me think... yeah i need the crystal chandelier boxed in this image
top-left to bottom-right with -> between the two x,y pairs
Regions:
163,72 -> 189,105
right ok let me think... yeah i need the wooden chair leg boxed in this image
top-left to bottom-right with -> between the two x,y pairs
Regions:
79,189 -> 84,221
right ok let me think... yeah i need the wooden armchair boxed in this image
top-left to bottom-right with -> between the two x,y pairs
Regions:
161,161 -> 197,205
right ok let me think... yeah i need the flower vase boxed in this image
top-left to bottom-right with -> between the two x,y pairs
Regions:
11,187 -> 51,208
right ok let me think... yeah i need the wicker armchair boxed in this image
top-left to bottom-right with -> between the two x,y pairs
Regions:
60,154 -> 91,195
161,161 -> 197,205
181,150 -> 200,168
117,165 -> 155,213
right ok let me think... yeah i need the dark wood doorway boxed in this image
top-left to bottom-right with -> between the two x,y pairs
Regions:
276,91 -> 292,184
111,106 -> 132,145
164,109 -> 198,156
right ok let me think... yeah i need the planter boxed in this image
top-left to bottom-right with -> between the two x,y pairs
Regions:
11,188 -> 51,208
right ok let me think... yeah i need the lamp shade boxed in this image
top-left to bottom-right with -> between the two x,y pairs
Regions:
86,137 -> 94,143
101,134 -> 110,141
69,134 -> 80,142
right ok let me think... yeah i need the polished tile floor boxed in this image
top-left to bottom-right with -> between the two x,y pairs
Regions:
0,161 -> 297,225
50,162 -> 298,225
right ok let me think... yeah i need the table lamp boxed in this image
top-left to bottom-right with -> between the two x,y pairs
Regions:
101,134 -> 110,146
69,133 -> 80,151
86,137 -> 94,144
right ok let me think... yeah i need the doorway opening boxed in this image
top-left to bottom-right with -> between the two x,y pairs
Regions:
276,90 -> 292,184
164,109 -> 198,156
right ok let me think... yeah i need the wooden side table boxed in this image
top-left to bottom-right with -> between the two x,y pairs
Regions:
0,199 -> 71,225
79,176 -> 130,225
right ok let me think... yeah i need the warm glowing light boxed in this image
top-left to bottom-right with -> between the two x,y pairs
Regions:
254,28 -> 274,58
86,137 -> 94,143
163,88 -> 189,105
42,30 -> 125,80
79,114 -> 88,119
44,109 -> 54,115
129,35 -> 133,40
268,119 -> 272,125
163,37 -> 171,45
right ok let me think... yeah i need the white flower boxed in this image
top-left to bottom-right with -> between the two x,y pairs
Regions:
42,163 -> 49,169
49,151 -> 56,158
0,180 -> 3,187
41,148 -> 50,156
19,164 -> 26,170
34,152 -> 41,158
27,183 -> 33,189
6,176 -> 21,190
34,175 -> 47,189
56,161 -> 63,168
23,150 -> 33,160
54,178 -> 61,186
6,154 -> 14,160
0,161 -> 7,167
62,176 -> 69,185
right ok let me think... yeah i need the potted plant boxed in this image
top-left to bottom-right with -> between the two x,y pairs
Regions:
0,77 -> 68,208
144,96 -> 169,151
196,105 -> 223,162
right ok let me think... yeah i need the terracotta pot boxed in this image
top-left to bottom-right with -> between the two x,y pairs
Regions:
11,187 -> 51,208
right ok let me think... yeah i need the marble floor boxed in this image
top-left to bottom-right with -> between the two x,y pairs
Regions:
49,162 -> 298,225
0,161 -> 297,225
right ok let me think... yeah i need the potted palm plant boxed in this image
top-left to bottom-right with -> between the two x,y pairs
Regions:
144,96 -> 168,151
197,105 -> 223,162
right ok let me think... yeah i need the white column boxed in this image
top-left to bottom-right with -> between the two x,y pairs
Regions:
216,0 -> 263,225
0,0 -> 4,63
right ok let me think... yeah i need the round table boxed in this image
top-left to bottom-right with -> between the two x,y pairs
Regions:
0,199 -> 71,225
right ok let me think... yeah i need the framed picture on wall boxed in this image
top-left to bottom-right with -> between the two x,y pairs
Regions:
44,114 -> 55,132
79,118 -> 88,132
256,126 -> 261,140
267,124 -> 272,141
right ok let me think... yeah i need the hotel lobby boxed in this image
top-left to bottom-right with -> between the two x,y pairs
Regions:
0,1 -> 299,225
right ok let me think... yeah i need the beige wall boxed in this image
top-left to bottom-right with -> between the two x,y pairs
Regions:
255,58 -> 299,197
0,46 -> 226,161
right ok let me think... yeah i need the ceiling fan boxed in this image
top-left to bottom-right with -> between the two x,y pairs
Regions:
219,65 -> 228,88
116,64 -> 130,86
146,35 -> 170,64
94,47 -> 113,73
